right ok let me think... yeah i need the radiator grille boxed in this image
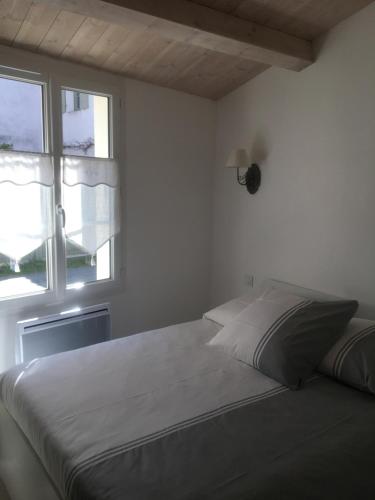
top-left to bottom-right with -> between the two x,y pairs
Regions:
17,304 -> 111,363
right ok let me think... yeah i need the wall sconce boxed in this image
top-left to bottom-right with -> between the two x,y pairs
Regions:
226,148 -> 261,194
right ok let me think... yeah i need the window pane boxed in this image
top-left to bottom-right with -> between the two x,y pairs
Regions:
0,77 -> 44,153
0,243 -> 48,299
0,75 -> 50,300
62,90 -> 109,158
66,240 -> 111,288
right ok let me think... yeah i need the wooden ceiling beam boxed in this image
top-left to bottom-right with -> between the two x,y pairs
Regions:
32,0 -> 314,71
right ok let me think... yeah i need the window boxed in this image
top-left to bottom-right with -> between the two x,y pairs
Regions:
0,76 -> 51,300
0,73 -> 120,302
0,77 -> 44,153
61,89 -> 115,289
62,89 -> 109,157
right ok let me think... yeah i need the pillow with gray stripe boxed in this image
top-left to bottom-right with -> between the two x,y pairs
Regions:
319,318 -> 375,394
208,288 -> 358,390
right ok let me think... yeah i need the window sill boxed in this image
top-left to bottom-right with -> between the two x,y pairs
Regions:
0,276 -> 47,300
0,269 -> 125,316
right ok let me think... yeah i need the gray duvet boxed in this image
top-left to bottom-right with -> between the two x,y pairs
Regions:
1,318 -> 375,500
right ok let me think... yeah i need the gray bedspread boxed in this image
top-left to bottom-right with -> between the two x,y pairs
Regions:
1,318 -> 375,500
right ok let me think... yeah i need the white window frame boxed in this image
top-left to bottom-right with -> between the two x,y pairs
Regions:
0,66 -> 123,313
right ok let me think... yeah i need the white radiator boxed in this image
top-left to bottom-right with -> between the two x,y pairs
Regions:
17,304 -> 111,363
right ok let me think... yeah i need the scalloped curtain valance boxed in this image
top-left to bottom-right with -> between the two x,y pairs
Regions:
0,150 -> 53,186
0,151 -> 54,267
62,156 -> 120,257
63,156 -> 118,187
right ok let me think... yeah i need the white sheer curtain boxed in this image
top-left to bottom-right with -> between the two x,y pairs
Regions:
62,156 -> 120,257
0,151 -> 54,271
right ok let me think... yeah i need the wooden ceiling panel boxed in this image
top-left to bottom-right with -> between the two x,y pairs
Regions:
62,17 -> 110,62
14,2 -> 60,49
191,0 -> 374,40
0,0 -> 372,99
0,0 -> 32,44
120,35 -> 174,77
236,0 -> 374,40
140,42 -> 206,87
39,10 -> 85,56
103,29 -> 155,72
172,51 -> 268,99
30,0 -> 314,70
82,24 -> 130,67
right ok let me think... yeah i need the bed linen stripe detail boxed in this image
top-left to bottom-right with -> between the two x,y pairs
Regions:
65,384 -> 288,497
253,300 -> 311,368
333,326 -> 375,377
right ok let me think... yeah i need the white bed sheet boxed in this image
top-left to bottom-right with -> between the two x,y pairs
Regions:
1,318 -> 281,498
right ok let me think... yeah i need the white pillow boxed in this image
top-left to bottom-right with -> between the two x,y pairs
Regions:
203,293 -> 257,326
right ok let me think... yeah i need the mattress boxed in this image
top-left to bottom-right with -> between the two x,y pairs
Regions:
2,318 -> 375,500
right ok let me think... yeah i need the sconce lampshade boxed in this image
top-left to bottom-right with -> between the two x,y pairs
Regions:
226,148 -> 250,169
225,147 -> 261,195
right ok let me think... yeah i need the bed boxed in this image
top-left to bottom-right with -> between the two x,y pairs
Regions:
1,297 -> 375,499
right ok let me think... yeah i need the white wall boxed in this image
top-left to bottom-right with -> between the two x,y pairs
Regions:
211,3 -> 375,319
112,78 -> 215,336
0,47 -> 215,371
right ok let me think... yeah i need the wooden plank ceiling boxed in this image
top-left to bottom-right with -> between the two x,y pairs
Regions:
0,0 -> 372,99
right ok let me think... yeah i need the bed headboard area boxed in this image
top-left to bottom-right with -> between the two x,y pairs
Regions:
261,278 -> 375,320
264,279 -> 342,300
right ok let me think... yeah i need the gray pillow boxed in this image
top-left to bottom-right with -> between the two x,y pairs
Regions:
319,318 -> 375,394
208,288 -> 358,389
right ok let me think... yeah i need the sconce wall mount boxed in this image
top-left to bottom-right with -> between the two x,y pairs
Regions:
236,163 -> 261,194
226,148 -> 261,195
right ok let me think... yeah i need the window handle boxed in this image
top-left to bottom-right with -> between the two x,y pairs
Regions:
56,204 -> 66,229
